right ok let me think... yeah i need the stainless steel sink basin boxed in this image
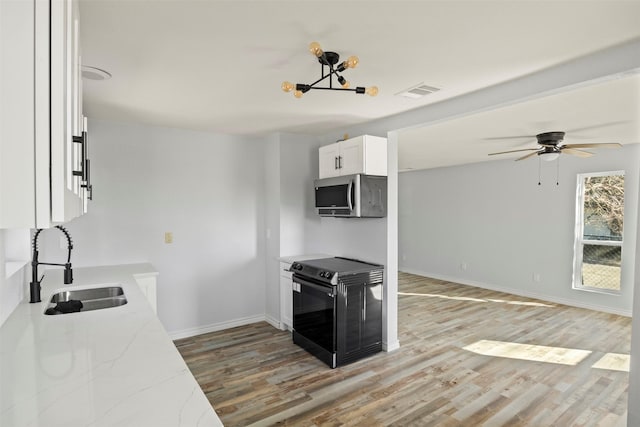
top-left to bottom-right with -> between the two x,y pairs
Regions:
45,286 -> 127,315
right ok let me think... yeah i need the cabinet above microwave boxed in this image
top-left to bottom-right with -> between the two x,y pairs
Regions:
318,135 -> 387,179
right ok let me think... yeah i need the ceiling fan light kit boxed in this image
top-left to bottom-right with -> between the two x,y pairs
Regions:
540,151 -> 560,162
281,42 -> 378,99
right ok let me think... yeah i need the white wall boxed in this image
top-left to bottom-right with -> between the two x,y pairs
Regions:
38,119 -> 268,336
629,163 -> 640,425
262,132 -> 322,326
399,144 -> 639,315
263,134 -> 281,327
0,232 -> 7,324
279,133 -> 322,257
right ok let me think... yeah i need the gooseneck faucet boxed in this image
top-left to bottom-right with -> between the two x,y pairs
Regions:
29,225 -> 73,303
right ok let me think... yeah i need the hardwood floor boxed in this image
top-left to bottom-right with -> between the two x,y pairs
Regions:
175,273 -> 631,426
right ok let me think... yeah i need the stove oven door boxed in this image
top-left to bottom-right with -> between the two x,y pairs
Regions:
292,274 -> 337,368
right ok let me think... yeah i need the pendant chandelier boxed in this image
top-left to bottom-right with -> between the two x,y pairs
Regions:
281,42 -> 378,99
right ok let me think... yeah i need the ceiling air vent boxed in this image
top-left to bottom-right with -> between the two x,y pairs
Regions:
396,83 -> 440,99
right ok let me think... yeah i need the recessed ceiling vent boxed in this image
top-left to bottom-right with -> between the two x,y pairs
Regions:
396,83 -> 440,99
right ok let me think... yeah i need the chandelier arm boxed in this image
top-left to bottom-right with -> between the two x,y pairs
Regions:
325,63 -> 338,89
306,87 -> 359,92
303,65 -> 342,90
308,72 -> 332,88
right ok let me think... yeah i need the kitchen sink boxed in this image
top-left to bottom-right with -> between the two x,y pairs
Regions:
45,286 -> 127,315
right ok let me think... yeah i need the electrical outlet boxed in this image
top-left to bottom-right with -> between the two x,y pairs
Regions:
460,262 -> 468,271
164,232 -> 173,244
533,273 -> 541,282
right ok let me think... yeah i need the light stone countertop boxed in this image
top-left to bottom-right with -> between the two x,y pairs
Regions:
0,263 -> 222,427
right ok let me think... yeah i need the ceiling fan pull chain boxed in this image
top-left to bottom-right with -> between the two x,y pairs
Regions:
538,157 -> 542,186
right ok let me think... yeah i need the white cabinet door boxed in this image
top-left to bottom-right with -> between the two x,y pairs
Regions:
50,0 -> 83,224
338,136 -> 365,176
318,143 -> 340,179
0,0 -> 38,228
135,273 -> 159,314
279,262 -> 293,331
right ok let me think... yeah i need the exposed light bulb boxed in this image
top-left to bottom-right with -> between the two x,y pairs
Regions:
342,80 -> 350,88
294,90 -> 303,98
281,81 -> 294,92
365,86 -> 379,96
309,41 -> 323,57
337,75 -> 350,88
346,55 -> 359,68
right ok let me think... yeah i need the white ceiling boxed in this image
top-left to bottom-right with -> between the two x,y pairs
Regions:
79,1 -> 640,169
398,74 -> 640,170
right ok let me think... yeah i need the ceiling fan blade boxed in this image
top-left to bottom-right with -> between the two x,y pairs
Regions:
562,143 -> 623,149
488,148 -> 539,156
515,151 -> 540,161
483,135 -> 534,141
561,148 -> 594,158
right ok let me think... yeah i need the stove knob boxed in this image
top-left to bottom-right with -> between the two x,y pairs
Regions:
295,264 -> 303,271
319,271 -> 326,278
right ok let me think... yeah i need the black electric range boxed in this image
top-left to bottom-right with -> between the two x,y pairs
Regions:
290,257 -> 384,368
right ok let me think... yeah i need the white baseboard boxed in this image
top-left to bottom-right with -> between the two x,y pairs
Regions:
383,340 -> 401,352
169,314 -> 267,340
265,314 -> 284,331
399,267 -> 632,317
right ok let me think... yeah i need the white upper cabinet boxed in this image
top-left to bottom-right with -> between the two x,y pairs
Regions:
318,143 -> 341,179
318,135 -> 387,179
0,0 -> 86,229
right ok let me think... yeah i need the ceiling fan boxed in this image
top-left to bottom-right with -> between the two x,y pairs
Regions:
488,131 -> 622,161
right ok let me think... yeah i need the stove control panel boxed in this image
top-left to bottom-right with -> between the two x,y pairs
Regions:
291,262 -> 337,284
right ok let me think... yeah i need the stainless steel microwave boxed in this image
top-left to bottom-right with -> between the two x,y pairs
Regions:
314,174 -> 387,218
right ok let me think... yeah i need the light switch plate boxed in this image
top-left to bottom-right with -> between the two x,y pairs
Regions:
164,232 -> 173,244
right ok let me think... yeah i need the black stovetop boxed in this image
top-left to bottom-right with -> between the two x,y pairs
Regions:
291,257 -> 383,284
298,257 -> 382,274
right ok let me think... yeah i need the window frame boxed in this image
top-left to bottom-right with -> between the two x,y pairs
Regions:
572,170 -> 625,295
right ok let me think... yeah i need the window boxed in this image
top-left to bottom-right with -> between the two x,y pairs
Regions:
573,171 -> 624,293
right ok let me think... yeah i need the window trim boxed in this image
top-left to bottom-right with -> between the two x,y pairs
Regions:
572,170 -> 625,295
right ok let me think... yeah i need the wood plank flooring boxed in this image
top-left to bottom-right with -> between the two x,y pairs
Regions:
175,273 -> 631,426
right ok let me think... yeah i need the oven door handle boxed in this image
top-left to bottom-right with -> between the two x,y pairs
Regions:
293,276 -> 336,297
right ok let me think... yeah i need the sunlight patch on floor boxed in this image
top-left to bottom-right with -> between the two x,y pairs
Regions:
592,353 -> 630,372
487,298 -> 555,307
398,292 -> 555,307
463,340 -> 591,366
398,292 -> 486,302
